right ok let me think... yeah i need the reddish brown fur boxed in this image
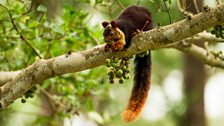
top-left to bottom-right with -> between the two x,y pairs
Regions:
102,5 -> 152,122
111,41 -> 125,51
122,71 -> 151,122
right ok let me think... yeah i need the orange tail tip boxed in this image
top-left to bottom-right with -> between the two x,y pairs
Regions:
121,99 -> 146,122
122,109 -> 140,122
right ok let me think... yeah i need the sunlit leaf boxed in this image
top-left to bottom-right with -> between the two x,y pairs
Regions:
83,27 -> 89,37
37,4 -> 47,12
28,21 -> 39,28
20,15 -> 30,23
86,98 -> 94,111
65,36 -> 76,43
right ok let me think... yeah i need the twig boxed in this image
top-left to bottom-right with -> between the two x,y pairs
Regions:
108,0 -> 116,18
216,0 -> 222,5
177,0 -> 194,16
141,21 -> 149,31
114,0 -> 125,9
23,0 -> 34,15
136,0 -> 141,5
193,0 -> 200,13
178,0 -> 185,11
40,88 -> 66,111
45,40 -> 52,59
0,4 -> 42,59
89,32 -> 100,45
162,0 -> 172,24
175,43 -> 224,68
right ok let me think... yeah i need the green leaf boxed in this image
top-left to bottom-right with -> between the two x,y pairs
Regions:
79,12 -> 88,20
20,15 -> 30,23
51,24 -> 65,35
86,98 -> 94,111
65,36 -> 76,44
83,28 -> 89,37
168,0 -> 172,4
37,4 -> 47,12
28,21 -> 39,28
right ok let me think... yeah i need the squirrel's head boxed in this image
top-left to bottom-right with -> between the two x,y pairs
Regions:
102,21 -> 123,43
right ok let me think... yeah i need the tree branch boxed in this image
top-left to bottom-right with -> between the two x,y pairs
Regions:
1,4 -> 224,110
217,0 -> 222,5
0,32 -> 222,85
192,32 -> 224,43
176,43 -> 224,68
0,71 -> 21,86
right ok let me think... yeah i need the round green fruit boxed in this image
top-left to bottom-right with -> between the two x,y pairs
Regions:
21,98 -> 26,103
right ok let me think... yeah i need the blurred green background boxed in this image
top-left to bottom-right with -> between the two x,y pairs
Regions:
0,0 -> 224,126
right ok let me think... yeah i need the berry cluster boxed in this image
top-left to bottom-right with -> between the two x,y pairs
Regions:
211,25 -> 224,39
105,57 -> 131,84
21,86 -> 38,103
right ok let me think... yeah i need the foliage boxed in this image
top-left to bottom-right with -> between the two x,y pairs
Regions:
0,0 -> 211,126
0,0 -> 110,125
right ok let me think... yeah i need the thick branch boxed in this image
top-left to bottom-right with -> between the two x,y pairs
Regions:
0,71 -> 21,86
0,32 -> 222,85
0,32 -> 222,84
129,4 -> 224,53
1,4 -> 224,110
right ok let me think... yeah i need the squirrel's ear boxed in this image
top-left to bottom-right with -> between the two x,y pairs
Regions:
110,21 -> 117,28
102,21 -> 109,28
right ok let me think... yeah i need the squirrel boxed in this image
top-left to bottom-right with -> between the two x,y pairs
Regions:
102,5 -> 152,122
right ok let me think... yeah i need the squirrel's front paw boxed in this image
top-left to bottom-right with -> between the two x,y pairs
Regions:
104,44 -> 111,52
111,42 -> 124,51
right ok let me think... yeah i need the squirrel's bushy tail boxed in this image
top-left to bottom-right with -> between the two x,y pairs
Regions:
122,51 -> 151,122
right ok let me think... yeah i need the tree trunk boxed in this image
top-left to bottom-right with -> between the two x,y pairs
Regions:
180,0 -> 206,126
